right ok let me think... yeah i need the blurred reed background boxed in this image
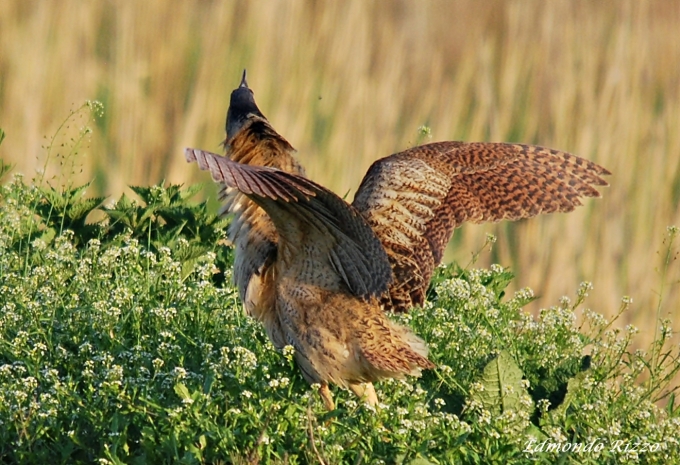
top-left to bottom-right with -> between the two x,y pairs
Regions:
1,0 -> 679,348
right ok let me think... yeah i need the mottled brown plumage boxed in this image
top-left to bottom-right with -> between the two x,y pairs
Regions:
185,72 -> 610,409
353,141 -> 611,312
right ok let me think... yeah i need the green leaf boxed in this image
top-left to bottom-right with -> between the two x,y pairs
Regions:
395,454 -> 437,465
33,182 -> 105,244
408,458 -> 437,465
472,350 -> 526,416
114,192 -> 134,211
38,227 -> 57,244
667,392 -> 677,416
174,383 -> 191,400
0,158 -> 12,180
525,424 -> 549,442
203,373 -> 215,394
484,268 -> 516,300
129,185 -> 154,204
180,182 -> 203,201
0,127 -> 5,145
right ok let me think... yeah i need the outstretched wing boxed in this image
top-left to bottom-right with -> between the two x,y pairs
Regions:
186,148 -> 393,299
352,141 -> 611,312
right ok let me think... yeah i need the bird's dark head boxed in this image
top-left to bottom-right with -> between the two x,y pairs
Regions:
225,70 -> 266,141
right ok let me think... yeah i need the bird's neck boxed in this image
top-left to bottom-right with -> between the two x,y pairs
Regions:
227,120 -> 305,176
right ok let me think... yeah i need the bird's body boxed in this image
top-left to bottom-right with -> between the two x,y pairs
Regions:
218,111 -> 303,340
186,71 -> 610,409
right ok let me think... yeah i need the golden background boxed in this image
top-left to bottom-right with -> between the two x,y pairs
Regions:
1,0 -> 679,347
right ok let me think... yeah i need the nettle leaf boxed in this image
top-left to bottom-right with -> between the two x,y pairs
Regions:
164,184 -> 185,204
35,182 -> 105,244
114,192 -> 134,211
96,183 -> 232,282
129,183 -> 196,208
102,206 -> 138,231
156,208 -> 195,234
137,206 -> 156,225
180,183 -> 203,201
71,196 -> 107,220
473,350 -> 527,416
128,185 -> 155,205
69,183 -> 91,199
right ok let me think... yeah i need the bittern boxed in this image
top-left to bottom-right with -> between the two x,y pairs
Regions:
185,71 -> 610,410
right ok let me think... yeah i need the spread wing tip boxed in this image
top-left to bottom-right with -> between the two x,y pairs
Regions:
588,162 -> 612,187
599,166 -> 613,177
184,147 -> 198,163
185,147 -> 216,176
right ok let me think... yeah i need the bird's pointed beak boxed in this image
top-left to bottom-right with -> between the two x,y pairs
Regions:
239,69 -> 248,89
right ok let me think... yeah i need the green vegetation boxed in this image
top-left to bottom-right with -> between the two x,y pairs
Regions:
1,125 -> 679,463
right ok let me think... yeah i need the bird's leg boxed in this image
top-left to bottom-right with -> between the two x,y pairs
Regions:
349,382 -> 379,407
319,382 -> 335,411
